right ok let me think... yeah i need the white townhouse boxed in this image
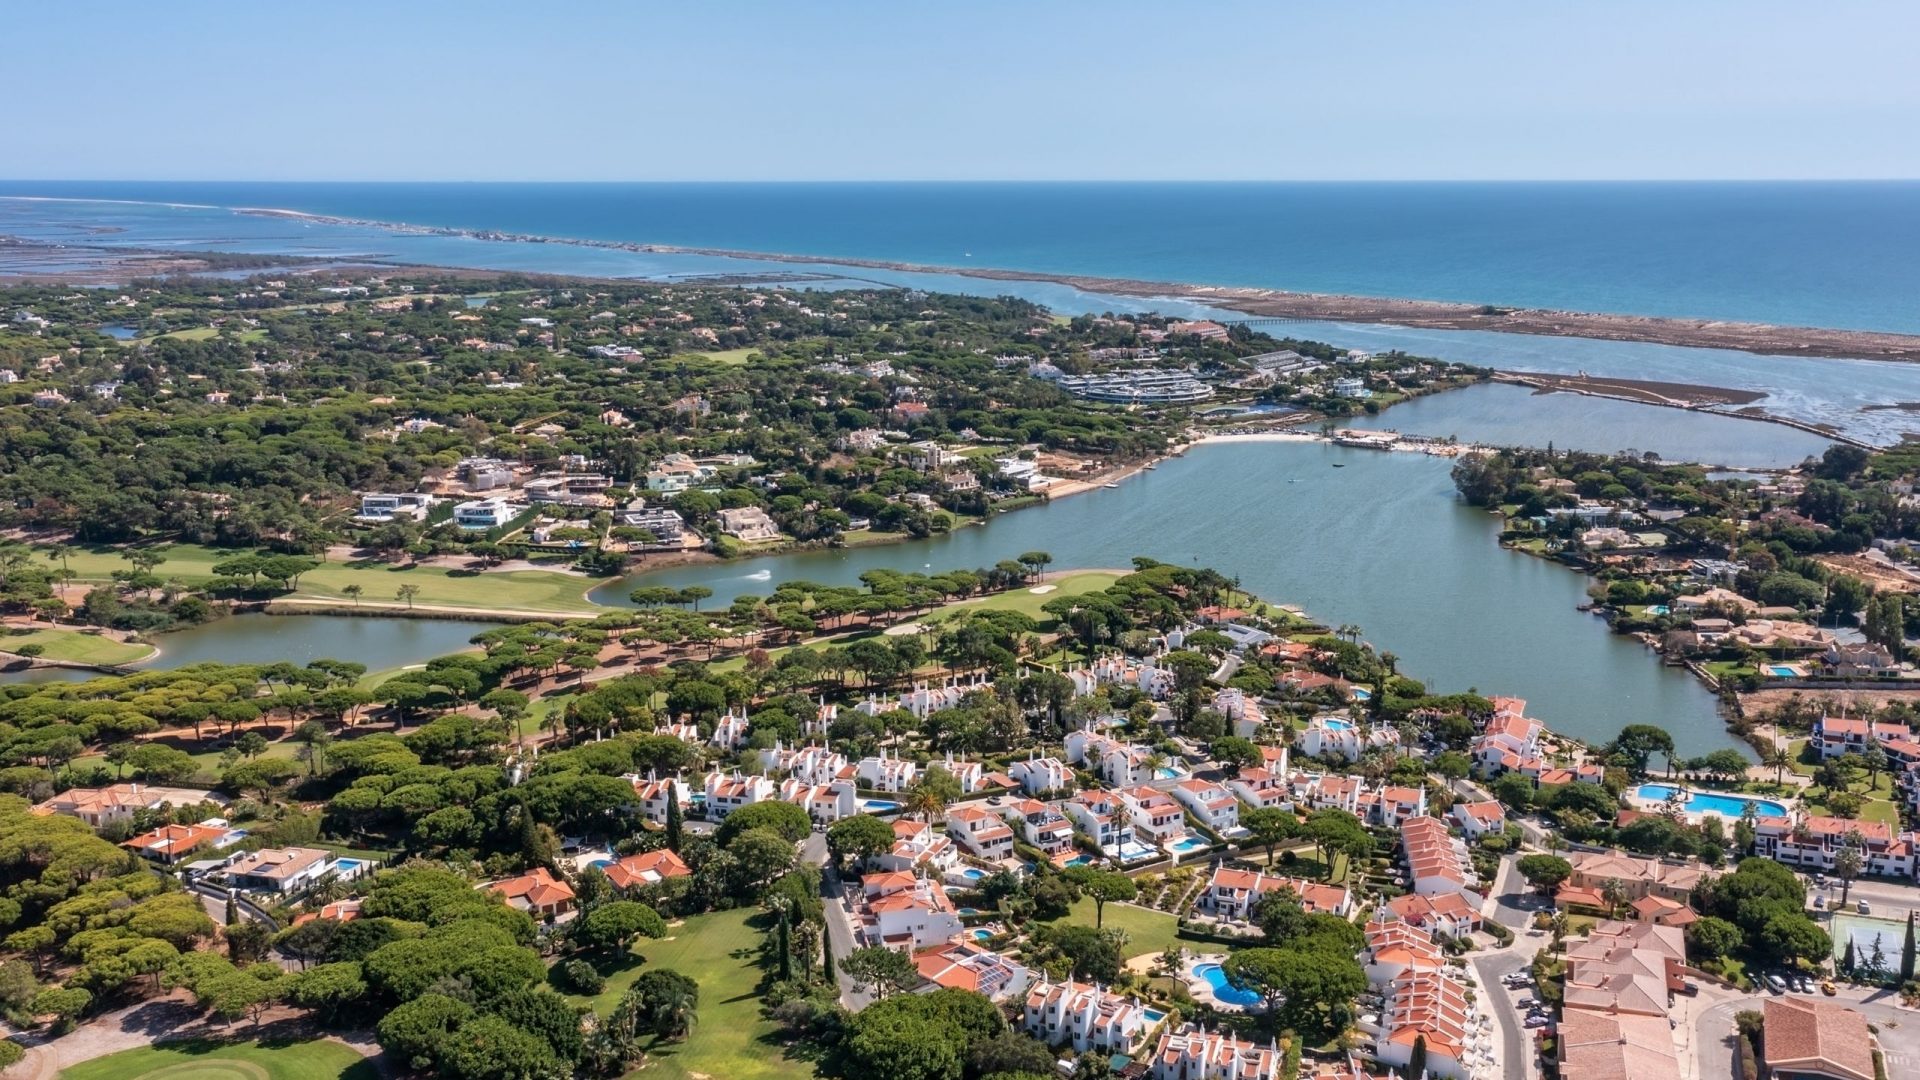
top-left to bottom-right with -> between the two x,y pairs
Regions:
1119,785 -> 1189,844
1023,979 -> 1155,1055
759,742 -> 849,786
855,749 -> 919,793
710,710 -> 751,751
945,805 -> 1017,860
998,798 -> 1076,856
1228,767 -> 1290,811
1198,865 -> 1354,921
1063,790 -> 1136,856
1172,779 -> 1243,837
654,722 -> 701,745
1212,687 -> 1268,740
1009,755 -> 1075,796
1145,1026 -> 1283,1080
625,775 -> 691,826
703,771 -> 774,819
1450,799 -> 1507,840
859,871 -> 966,952
1064,728 -> 1155,787
876,819 -> 959,874
778,777 -> 859,824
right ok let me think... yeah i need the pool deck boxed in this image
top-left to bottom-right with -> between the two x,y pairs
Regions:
1627,784 -> 1792,823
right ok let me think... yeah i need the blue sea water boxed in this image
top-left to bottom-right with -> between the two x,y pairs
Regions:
2,181 -> 1917,444
5,180 -> 1920,332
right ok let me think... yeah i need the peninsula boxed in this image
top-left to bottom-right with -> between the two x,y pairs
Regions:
238,206 -> 1920,364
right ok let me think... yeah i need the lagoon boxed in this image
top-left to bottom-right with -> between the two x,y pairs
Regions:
600,438 -> 1736,756
1345,382 -> 1832,468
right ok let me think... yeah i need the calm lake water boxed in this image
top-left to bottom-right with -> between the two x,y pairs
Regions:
1346,382 -> 1833,468
592,439 -> 1733,756
16,440 -> 1733,755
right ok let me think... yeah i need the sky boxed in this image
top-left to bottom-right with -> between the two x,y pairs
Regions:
11,1 -> 1920,182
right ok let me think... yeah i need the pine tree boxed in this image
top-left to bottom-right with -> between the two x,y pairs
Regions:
666,784 -> 683,852
1903,911 -> 1917,983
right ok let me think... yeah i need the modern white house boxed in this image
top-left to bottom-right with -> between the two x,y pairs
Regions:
453,497 -> 519,530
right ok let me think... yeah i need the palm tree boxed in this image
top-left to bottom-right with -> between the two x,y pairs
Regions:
1835,843 -> 1865,906
1764,744 -> 1792,786
1601,877 -> 1630,919
904,782 -> 945,823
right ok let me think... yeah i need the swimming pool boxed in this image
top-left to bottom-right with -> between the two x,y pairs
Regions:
1166,836 -> 1211,855
1153,765 -> 1185,780
1063,854 -> 1093,868
1194,963 -> 1262,1007
1322,717 -> 1353,730
334,858 -> 366,875
1768,665 -> 1800,678
1143,1008 -> 1167,1023
1349,687 -> 1371,701
860,799 -> 902,813
1636,784 -> 1786,819
588,858 -> 615,871
1646,604 -> 1671,616
971,928 -> 994,942
959,867 -> 987,881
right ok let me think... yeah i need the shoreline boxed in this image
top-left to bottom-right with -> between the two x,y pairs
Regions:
224,205 -> 1920,363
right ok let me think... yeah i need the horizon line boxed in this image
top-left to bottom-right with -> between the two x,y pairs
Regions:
4,176 -> 1920,186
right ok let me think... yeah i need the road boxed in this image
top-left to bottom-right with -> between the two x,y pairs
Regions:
1468,855 -> 1550,1080
1818,875 -> 1920,922
803,832 -> 873,1011
1694,985 -> 1920,1080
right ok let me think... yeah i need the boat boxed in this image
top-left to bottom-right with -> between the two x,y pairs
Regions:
1103,482 -> 1119,489
1287,478 -> 1299,483
1331,463 -> 1346,468
1143,462 -> 1157,470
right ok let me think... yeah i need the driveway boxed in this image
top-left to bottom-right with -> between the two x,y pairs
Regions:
1467,927 -> 1550,1080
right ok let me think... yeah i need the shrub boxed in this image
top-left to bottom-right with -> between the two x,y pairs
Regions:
557,958 -> 605,995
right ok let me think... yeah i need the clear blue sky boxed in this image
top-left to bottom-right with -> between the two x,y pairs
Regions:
14,1 -> 1918,181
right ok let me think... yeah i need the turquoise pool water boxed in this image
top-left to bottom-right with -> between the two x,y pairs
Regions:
1064,854 -> 1093,868
1636,784 -> 1787,818
1323,717 -> 1353,730
971,929 -> 994,942
1154,765 -> 1185,779
1350,687 -> 1372,701
1167,836 -> 1211,854
1647,604 -> 1671,615
334,858 -> 366,874
1195,963 -> 1262,1006
861,799 -> 901,812
1768,665 -> 1799,677
959,867 -> 987,880
1143,1009 -> 1168,1023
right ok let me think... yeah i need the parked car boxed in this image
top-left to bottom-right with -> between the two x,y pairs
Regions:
1795,976 -> 1814,994
1857,900 -> 1871,914
1821,980 -> 1838,996
1765,974 -> 1788,993
1524,1015 -> 1552,1029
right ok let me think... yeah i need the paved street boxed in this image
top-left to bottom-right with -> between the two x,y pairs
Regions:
1818,875 -> 1920,922
1466,855 -> 1554,1080
803,832 -> 872,1010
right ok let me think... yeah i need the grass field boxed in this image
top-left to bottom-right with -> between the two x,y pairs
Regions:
672,347 -> 761,366
0,627 -> 156,665
910,571 -> 1122,627
568,907 -> 812,1080
61,1038 -> 378,1080
1052,897 -> 1183,959
51,543 -> 600,616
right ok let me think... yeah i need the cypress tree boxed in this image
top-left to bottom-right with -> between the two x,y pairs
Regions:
1842,936 -> 1856,974
1903,912 -> 1917,983
777,908 -> 792,982
666,784 -> 683,852
1408,1033 -> 1427,1077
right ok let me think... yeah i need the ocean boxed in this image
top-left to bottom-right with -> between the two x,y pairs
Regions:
6,180 -> 1920,332
2,181 -> 1917,445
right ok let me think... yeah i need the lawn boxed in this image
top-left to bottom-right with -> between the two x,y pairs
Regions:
61,1037 -> 378,1080
50,543 -> 601,616
672,347 -> 761,366
0,627 -> 155,665
1054,897 -> 1184,959
567,907 -> 812,1080
910,571 -> 1123,626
